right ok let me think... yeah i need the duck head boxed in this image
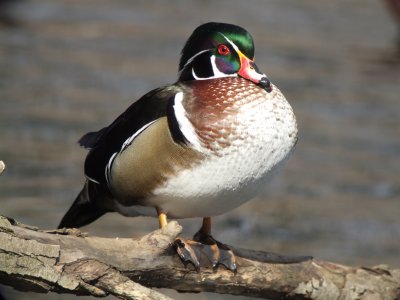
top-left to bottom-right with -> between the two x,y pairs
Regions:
178,22 -> 271,90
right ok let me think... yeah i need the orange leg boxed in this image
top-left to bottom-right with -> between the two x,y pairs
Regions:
156,207 -> 168,228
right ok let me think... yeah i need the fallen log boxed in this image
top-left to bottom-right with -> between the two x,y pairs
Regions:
0,215 -> 399,299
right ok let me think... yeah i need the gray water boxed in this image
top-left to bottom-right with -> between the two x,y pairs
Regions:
1,1 -> 400,299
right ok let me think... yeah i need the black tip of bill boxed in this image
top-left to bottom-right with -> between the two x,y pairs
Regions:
259,76 -> 272,92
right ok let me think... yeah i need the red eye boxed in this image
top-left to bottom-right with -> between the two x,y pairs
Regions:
217,44 -> 230,56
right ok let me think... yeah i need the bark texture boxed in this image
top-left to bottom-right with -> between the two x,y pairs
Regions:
0,215 -> 399,300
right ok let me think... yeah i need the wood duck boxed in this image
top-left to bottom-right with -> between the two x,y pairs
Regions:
59,22 -> 298,272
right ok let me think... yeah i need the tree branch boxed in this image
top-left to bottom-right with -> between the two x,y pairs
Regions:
0,215 -> 399,299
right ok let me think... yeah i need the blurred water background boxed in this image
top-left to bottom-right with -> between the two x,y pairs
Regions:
1,0 -> 399,299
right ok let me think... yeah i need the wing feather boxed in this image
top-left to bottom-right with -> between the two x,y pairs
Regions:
82,86 -> 180,185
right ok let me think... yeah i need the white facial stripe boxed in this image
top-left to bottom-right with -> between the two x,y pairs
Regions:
192,55 -> 237,80
218,32 -> 267,80
218,32 -> 240,53
191,68 -> 202,80
179,49 -> 211,76
181,32 -> 250,81
172,92 -> 203,151
210,55 -> 228,77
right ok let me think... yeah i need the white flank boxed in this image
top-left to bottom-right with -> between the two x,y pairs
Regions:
172,92 -> 203,151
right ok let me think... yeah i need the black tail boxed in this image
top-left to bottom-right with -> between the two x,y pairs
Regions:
58,181 -> 109,229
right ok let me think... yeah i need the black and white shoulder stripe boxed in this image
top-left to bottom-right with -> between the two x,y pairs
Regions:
167,92 -> 203,151
80,87 -> 178,188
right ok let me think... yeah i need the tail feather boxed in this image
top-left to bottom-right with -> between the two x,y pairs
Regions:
58,181 -> 109,229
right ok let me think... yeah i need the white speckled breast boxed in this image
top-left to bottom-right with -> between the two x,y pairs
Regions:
149,77 -> 298,218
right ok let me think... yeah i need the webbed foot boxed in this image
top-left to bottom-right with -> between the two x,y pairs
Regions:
156,211 -> 237,272
174,230 -> 237,272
